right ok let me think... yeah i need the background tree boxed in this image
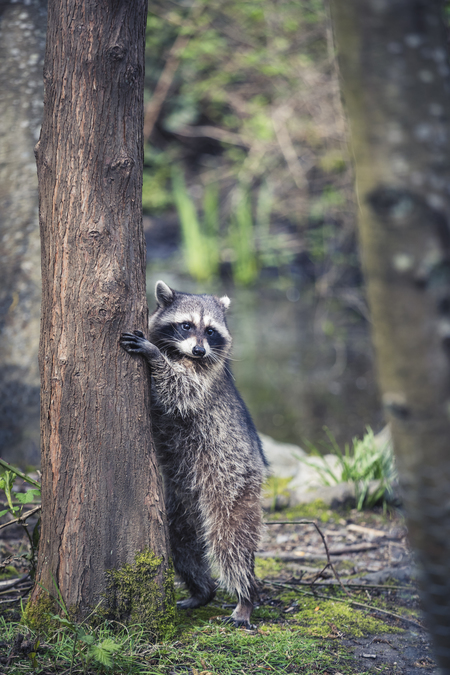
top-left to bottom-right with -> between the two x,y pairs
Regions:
29,0 -> 172,629
0,0 -> 47,466
330,0 -> 450,669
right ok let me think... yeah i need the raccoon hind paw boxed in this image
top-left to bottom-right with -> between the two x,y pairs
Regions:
221,616 -> 255,630
177,592 -> 215,610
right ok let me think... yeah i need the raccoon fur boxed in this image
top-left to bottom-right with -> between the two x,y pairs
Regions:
120,280 -> 268,627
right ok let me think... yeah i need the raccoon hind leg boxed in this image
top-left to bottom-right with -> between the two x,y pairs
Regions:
203,490 -> 262,628
167,488 -> 216,609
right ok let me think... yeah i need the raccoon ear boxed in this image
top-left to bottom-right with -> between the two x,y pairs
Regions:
219,295 -> 230,311
155,280 -> 175,307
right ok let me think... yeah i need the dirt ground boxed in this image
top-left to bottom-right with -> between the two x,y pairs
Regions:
257,504 -> 439,674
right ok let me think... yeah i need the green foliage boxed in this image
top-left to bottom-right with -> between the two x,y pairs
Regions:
309,186 -> 346,224
263,475 -> 292,512
144,0 -> 354,285
0,458 -> 41,576
172,167 -> 220,281
229,188 -> 259,284
304,427 -> 397,510
171,172 -> 296,284
142,146 -> 173,212
50,614 -> 123,674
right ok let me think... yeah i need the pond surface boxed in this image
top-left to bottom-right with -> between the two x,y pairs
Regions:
146,270 -> 384,453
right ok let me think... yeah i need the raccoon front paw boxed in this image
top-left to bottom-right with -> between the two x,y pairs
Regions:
120,330 -> 160,362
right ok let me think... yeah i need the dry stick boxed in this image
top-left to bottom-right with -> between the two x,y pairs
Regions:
175,124 -> 250,147
143,32 -> 190,142
265,519 -> 352,597
0,573 -> 30,592
267,580 -> 424,630
280,580 -> 415,591
0,586 -> 33,598
143,3 -> 204,143
271,107 -> 308,190
0,505 -> 41,531
0,597 -> 22,605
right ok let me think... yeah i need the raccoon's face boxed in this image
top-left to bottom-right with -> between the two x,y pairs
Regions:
149,281 -> 232,364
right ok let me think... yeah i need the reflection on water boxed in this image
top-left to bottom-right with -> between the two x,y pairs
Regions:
146,271 -> 383,452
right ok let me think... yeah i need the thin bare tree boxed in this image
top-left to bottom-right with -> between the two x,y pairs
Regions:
330,0 -> 450,669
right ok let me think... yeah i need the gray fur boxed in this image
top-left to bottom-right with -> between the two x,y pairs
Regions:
120,281 -> 267,627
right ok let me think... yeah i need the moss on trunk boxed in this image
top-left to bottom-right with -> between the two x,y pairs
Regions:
104,549 -> 176,638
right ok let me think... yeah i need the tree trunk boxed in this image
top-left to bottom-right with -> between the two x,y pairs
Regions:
329,0 -> 450,669
0,0 -> 47,467
29,0 -> 173,630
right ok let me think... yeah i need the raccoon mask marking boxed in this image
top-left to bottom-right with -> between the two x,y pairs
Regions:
149,280 -> 232,365
120,281 -> 268,629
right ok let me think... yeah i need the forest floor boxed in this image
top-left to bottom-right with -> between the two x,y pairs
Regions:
0,501 -> 439,674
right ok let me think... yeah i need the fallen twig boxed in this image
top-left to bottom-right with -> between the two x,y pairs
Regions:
0,574 -> 29,592
0,596 -> 23,605
346,523 -> 386,538
268,578 -> 415,591
257,550 -> 352,562
328,543 -> 380,554
265,519 -> 351,597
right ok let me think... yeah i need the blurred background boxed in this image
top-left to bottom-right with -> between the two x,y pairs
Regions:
142,0 -> 382,450
0,0 -> 388,466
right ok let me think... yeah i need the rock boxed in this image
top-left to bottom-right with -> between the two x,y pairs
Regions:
260,427 -> 400,509
292,481 -> 356,509
289,454 -> 343,491
259,433 -> 306,479
261,492 -> 291,512
350,565 -> 416,585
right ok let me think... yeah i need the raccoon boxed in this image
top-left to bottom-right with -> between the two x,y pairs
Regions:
120,280 -> 268,627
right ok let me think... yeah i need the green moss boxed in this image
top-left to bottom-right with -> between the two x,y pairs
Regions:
23,592 -> 58,633
268,499 -> 335,523
292,596 -> 396,638
269,590 -> 402,639
255,556 -> 284,579
104,548 -> 176,640
0,565 -> 19,580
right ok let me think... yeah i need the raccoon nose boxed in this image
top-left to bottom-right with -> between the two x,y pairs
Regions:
192,345 -> 206,358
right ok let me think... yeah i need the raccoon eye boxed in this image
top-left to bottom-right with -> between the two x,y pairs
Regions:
181,322 -> 191,331
205,327 -> 215,336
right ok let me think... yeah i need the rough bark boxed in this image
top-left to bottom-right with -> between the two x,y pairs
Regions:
30,0 -> 172,626
0,0 -> 47,467
329,0 -> 450,669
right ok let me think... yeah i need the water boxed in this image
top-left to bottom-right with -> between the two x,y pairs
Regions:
146,270 -> 384,453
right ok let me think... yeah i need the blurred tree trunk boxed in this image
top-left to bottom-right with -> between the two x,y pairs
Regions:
329,0 -> 450,669
0,0 -> 47,467
29,0 -> 172,627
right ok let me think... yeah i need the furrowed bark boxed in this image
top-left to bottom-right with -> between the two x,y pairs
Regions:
329,0 -> 450,669
31,0 -> 172,627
